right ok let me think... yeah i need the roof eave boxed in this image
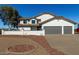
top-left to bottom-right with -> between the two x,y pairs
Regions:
39,16 -> 78,25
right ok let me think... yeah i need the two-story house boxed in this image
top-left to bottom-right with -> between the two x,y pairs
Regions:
17,13 -> 78,35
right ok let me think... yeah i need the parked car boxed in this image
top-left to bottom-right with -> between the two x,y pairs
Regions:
75,28 -> 79,34
76,28 -> 79,32
0,29 -> 2,34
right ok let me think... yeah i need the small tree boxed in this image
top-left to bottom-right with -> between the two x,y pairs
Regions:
0,6 -> 22,30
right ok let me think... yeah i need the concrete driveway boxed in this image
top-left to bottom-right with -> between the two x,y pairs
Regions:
45,34 -> 79,55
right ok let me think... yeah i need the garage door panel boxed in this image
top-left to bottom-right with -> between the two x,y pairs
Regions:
44,26 -> 62,34
64,26 -> 72,34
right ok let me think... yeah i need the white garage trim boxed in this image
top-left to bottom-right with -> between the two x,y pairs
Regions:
42,18 -> 76,34
72,26 -> 74,34
62,26 -> 64,35
62,26 -> 74,35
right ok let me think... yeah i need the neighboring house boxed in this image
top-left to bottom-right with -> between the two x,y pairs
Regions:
2,13 -> 78,35
17,13 -> 77,35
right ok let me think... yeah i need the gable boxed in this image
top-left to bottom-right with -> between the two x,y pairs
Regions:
36,13 -> 54,23
42,19 -> 74,26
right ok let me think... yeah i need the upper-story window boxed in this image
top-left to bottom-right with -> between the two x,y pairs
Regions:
23,19 -> 30,24
24,20 -> 27,24
32,19 -> 36,24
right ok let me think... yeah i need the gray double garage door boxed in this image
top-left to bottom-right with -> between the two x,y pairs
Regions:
44,26 -> 72,34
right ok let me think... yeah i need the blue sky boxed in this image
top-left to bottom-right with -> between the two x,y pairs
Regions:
0,4 -> 79,28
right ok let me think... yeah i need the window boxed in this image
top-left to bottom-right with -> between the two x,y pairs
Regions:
24,20 -> 27,24
32,19 -> 35,24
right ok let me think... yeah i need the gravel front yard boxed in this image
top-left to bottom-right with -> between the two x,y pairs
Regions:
1,34 -> 79,55
0,35 -> 64,55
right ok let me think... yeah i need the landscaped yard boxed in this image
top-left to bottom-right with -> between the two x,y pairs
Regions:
0,34 -> 79,55
0,35 -> 64,55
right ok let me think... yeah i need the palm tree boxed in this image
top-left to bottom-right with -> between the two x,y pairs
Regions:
0,6 -> 22,30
